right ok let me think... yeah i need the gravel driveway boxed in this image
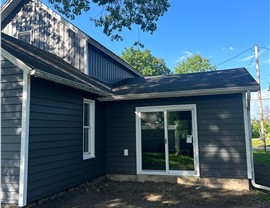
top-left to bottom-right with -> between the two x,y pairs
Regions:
28,180 -> 270,208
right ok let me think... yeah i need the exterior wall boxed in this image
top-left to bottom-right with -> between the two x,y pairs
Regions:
1,56 -> 23,204
105,94 -> 248,179
27,77 -> 106,203
2,0 -> 87,72
88,43 -> 136,83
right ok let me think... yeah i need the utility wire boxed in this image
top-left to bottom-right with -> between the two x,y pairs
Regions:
260,46 -> 270,51
216,48 -> 252,67
247,54 -> 255,69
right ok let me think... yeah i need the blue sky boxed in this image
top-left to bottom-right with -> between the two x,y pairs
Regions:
40,0 -> 269,90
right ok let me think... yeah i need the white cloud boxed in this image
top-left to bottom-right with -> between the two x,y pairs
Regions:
240,54 -> 254,62
175,51 -> 193,63
221,46 -> 235,51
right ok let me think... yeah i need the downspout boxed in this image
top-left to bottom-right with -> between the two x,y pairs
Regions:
246,91 -> 270,191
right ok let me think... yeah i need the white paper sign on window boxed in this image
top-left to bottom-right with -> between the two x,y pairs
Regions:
186,135 -> 193,143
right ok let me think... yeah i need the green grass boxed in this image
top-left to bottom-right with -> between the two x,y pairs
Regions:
253,150 -> 270,166
142,152 -> 194,170
258,191 -> 270,201
252,138 -> 270,148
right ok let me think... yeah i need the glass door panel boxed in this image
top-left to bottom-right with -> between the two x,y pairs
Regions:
167,111 -> 194,171
141,112 -> 165,171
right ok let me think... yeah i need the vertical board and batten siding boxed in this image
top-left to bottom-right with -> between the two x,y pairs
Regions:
1,0 -> 87,72
105,94 -> 248,178
88,44 -> 136,83
27,77 -> 106,203
1,56 -> 23,204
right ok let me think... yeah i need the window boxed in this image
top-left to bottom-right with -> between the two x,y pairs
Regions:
18,31 -> 31,44
83,99 -> 95,159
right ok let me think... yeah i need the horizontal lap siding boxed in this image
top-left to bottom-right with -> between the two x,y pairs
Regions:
1,57 -> 23,204
27,78 -> 105,203
88,44 -> 136,83
105,94 -> 247,178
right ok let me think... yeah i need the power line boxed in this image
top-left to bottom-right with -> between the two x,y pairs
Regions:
216,48 -> 252,67
247,54 -> 255,69
260,46 -> 270,51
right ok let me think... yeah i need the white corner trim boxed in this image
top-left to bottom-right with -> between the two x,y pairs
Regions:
1,48 -> 32,73
18,72 -> 31,207
84,40 -> 89,75
242,92 -> 252,179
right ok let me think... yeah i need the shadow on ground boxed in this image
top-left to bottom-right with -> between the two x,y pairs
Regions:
29,181 -> 270,208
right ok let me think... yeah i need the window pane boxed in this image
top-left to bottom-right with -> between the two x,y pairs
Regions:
84,128 -> 89,153
84,103 -> 90,126
19,33 -> 30,43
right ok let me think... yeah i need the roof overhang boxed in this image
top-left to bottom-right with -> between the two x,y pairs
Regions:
1,0 -> 22,23
30,69 -> 110,96
98,86 -> 260,101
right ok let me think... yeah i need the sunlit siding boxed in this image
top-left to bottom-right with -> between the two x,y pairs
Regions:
2,0 -> 87,72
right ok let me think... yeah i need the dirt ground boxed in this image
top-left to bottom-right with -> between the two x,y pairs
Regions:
28,180 -> 270,208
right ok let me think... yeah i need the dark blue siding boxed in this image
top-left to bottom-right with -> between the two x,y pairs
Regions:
105,94 -> 248,179
27,77 -> 105,202
1,57 -> 23,204
88,43 -> 136,83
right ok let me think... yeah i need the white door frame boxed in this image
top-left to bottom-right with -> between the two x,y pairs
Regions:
135,104 -> 200,176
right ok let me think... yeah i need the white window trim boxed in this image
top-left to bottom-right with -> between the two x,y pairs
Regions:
135,104 -> 200,177
18,31 -> 32,44
83,98 -> 95,160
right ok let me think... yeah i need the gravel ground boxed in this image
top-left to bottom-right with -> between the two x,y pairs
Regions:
28,180 -> 270,208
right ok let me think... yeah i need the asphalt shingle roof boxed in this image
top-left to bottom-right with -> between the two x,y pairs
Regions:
111,68 -> 259,96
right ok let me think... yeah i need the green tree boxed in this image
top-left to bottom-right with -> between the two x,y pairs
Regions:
121,46 -> 171,76
48,0 -> 170,44
174,54 -> 216,74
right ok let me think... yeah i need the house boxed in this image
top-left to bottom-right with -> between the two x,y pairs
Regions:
1,0 -> 259,207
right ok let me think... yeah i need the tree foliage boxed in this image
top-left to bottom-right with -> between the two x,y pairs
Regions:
251,119 -> 270,138
48,0 -> 170,44
121,46 -> 171,76
174,54 -> 216,74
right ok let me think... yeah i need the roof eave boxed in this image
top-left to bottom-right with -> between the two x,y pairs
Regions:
31,69 -> 110,96
98,86 -> 260,101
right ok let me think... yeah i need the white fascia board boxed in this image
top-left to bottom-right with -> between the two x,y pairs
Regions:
18,72 -> 31,207
1,48 -> 32,73
31,69 -> 110,96
98,86 -> 259,102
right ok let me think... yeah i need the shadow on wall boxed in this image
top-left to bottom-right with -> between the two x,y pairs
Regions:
1,67 -> 24,203
197,108 -> 247,179
3,0 -> 85,72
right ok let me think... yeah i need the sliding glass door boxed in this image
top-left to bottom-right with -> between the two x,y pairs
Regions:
136,105 -> 199,176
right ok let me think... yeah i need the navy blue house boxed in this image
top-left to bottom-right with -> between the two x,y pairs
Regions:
1,0 -> 259,207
